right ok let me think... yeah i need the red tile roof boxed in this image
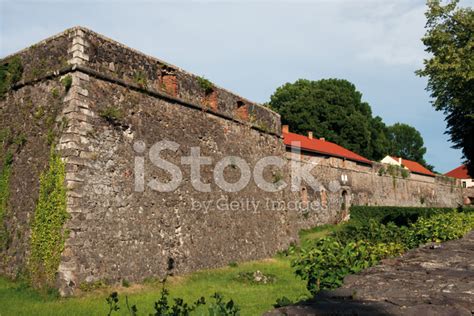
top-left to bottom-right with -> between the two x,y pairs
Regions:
283,132 -> 372,164
390,156 -> 435,177
445,165 -> 470,179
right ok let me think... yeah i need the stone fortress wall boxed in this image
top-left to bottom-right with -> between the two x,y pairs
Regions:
0,27 -> 464,295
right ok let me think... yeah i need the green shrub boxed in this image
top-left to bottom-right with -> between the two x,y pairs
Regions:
292,237 -> 404,294
105,289 -> 239,316
407,211 -> 474,247
293,210 -> 474,295
208,292 -> 240,316
349,206 -> 457,226
333,219 -> 411,247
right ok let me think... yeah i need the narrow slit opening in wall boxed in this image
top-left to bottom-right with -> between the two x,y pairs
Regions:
236,100 -> 245,108
301,187 -> 308,207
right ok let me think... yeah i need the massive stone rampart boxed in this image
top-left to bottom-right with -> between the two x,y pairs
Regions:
0,27 -> 463,295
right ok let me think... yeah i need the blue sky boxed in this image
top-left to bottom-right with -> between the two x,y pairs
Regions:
1,0 -> 470,173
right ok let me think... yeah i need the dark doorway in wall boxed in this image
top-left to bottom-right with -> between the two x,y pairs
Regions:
340,189 -> 350,222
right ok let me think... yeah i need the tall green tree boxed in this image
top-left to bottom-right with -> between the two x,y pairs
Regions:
387,123 -> 431,169
416,0 -> 474,176
268,78 -> 390,160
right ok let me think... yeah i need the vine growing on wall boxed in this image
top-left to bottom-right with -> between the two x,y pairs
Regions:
28,147 -> 69,290
0,150 -> 13,251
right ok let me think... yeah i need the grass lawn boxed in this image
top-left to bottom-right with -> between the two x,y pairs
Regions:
0,224 -> 339,315
0,258 -> 308,316
298,223 -> 346,249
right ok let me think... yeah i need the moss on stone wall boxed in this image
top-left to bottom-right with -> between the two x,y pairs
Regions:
28,147 -> 69,290
0,56 -> 23,99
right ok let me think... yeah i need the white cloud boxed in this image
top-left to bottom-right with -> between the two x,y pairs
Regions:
0,0 -> 464,170
350,3 -> 428,66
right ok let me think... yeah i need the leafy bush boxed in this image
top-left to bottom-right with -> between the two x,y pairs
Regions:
105,289 -> 239,316
407,211 -> 474,247
208,292 -> 240,316
349,205 -> 458,226
293,237 -> 404,294
293,210 -> 474,295
333,219 -> 411,247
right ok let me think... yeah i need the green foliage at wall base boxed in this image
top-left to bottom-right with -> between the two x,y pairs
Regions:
349,205 -> 463,226
293,210 -> 474,295
28,148 -> 69,290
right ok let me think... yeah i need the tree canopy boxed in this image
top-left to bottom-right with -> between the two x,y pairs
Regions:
416,0 -> 474,176
268,78 -> 390,161
387,123 -> 433,170
268,78 -> 432,168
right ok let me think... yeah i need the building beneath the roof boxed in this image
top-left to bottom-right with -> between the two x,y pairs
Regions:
281,126 -> 461,222
380,155 -> 435,182
282,125 -> 373,172
445,165 -> 473,188
282,125 -> 374,221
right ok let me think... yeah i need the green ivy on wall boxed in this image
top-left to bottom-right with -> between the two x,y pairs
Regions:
0,150 -> 13,251
28,147 -> 69,289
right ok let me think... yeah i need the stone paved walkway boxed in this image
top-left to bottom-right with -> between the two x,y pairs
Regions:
266,231 -> 474,315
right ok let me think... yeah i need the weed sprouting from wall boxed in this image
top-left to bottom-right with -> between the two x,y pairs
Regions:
0,56 -> 23,99
99,106 -> 124,125
197,76 -> 213,94
60,75 -> 72,92
133,71 -> 147,87
28,147 -> 69,290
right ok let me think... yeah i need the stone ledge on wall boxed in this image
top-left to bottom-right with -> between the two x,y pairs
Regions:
1,26 -> 281,136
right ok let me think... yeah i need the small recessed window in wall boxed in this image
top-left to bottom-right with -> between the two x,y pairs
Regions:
301,187 -> 308,207
321,189 -> 327,208
235,100 -> 248,121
